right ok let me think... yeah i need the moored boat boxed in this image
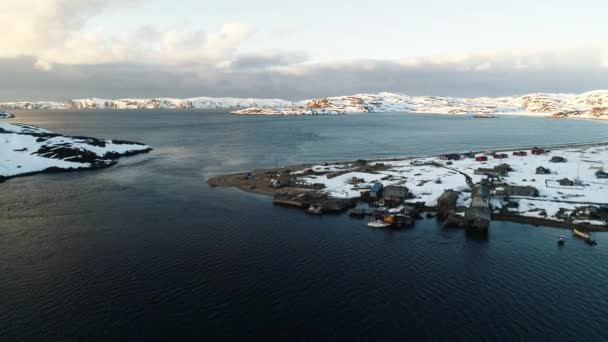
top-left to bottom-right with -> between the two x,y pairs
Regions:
572,228 -> 597,245
557,235 -> 565,245
368,220 -> 390,228
307,204 -> 323,215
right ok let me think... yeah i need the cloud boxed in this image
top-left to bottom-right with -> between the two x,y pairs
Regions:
1,0 -> 254,70
228,50 -> 310,70
1,0 -> 607,100
397,46 -> 608,72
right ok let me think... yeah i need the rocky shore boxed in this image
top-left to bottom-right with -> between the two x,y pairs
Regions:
0,114 -> 152,183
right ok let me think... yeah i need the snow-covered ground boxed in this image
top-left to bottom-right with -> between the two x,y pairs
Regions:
0,111 -> 14,119
294,144 -> 608,224
1,90 -> 607,120
233,90 -> 608,120
0,97 -> 292,110
0,122 -> 151,181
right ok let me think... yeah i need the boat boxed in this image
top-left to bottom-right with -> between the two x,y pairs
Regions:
572,228 -> 597,245
368,220 -> 390,228
307,204 -> 323,215
473,113 -> 498,118
557,235 -> 565,245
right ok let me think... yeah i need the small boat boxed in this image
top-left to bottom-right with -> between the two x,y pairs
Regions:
307,205 -> 323,215
368,220 -> 390,228
572,228 -> 597,245
557,235 -> 565,245
473,113 -> 498,118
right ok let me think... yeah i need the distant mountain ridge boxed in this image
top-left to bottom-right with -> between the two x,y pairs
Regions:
1,91 -> 607,120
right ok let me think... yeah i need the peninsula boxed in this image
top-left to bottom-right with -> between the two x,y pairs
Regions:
209,143 -> 608,232
0,113 -> 152,182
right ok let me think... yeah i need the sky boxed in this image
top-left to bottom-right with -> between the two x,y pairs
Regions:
1,0 -> 607,101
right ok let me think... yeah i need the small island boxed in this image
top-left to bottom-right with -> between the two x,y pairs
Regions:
0,115 -> 152,183
0,110 -> 15,119
209,143 -> 608,232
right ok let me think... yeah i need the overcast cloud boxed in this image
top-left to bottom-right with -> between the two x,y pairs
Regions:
1,0 -> 607,101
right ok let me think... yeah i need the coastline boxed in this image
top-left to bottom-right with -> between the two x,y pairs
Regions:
208,141 -> 608,231
0,115 -> 152,183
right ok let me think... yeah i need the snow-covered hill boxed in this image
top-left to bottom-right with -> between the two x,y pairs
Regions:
0,97 -> 291,110
0,121 -> 151,182
233,90 -> 608,120
1,91 -> 607,120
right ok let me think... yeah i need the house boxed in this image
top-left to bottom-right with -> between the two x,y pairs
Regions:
513,151 -> 527,156
558,178 -> 575,186
350,177 -> 365,185
493,153 -> 509,159
595,170 -> 608,179
550,156 -> 567,163
370,182 -> 384,199
531,147 -> 545,155
495,185 -> 539,197
494,163 -> 512,173
438,153 -> 461,161
475,156 -> 488,162
462,152 -> 476,158
383,185 -> 409,202
536,166 -> 551,174
474,168 -> 507,177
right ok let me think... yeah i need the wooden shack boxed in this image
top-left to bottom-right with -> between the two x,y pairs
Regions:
495,185 -> 539,197
383,185 -> 409,202
550,156 -> 567,163
536,166 -> 551,174
437,191 -> 459,217
595,170 -> 608,179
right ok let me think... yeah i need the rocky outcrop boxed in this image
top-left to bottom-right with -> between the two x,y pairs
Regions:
0,122 -> 152,183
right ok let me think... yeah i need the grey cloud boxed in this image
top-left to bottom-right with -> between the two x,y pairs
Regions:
1,56 -> 607,102
229,51 -> 310,70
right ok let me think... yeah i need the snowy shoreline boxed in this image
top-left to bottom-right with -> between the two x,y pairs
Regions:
1,90 -> 607,120
0,115 -> 152,183
210,141 -> 608,230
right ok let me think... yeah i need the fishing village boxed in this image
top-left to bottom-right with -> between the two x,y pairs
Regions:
208,143 -> 608,244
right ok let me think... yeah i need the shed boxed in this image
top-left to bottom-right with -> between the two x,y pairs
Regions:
595,170 -> 608,179
495,185 -> 539,197
558,178 -> 575,186
531,147 -> 545,155
550,156 -> 567,163
495,163 -> 512,172
370,183 -> 384,199
536,166 -> 551,174
474,168 -> 506,177
438,153 -> 461,161
383,185 -> 409,201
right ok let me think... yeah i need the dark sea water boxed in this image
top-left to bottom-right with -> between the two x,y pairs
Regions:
2,111 -> 608,341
